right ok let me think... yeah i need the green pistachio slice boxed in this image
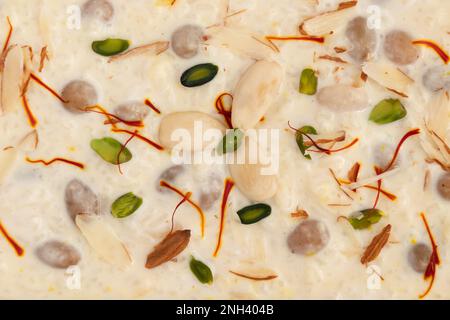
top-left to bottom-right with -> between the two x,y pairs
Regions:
92,38 -> 130,56
190,256 -> 213,284
237,203 -> 271,225
90,137 -> 132,165
217,129 -> 244,155
369,99 -> 407,124
111,192 -> 143,218
348,209 -> 383,230
299,68 -> 318,95
295,125 -> 318,160
180,63 -> 219,87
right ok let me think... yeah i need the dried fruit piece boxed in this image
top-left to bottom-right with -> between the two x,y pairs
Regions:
287,220 -> 330,255
65,179 -> 99,220
299,68 -> 318,95
180,63 -> 219,87
437,173 -> 450,200
61,80 -> 98,113
361,224 -> 391,264
145,230 -> 191,269
190,256 -> 213,284
369,99 -> 407,124
36,241 -> 81,269
408,243 -> 432,273
345,16 -> 377,62
237,203 -> 271,225
384,30 -> 419,65
92,38 -> 130,56
114,102 -> 149,122
111,192 -> 143,218
171,25 -> 204,59
90,137 -> 132,165
156,165 -> 185,193
82,0 -> 114,22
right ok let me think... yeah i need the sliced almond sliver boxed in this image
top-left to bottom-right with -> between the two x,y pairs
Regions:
75,214 -> 132,269
362,62 -> 414,97
300,1 -> 357,36
0,147 -> 17,183
1,45 -> 23,113
108,41 -> 169,63
205,26 -> 276,60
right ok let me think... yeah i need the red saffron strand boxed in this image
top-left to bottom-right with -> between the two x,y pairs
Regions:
383,129 -> 421,172
265,35 -> 325,52
116,131 -> 137,175
372,166 -> 383,209
0,221 -> 24,256
21,95 -> 38,128
213,178 -> 235,257
229,270 -> 278,281
2,17 -> 13,53
169,192 -> 191,235
215,93 -> 233,128
288,122 -> 359,154
85,105 -> 143,127
159,180 -> 205,238
309,138 -> 359,154
30,73 -> 67,103
144,98 -> 161,114
419,212 -> 440,299
338,178 -> 397,201
412,40 -> 449,64
363,185 -> 397,201
25,157 -> 84,169
112,128 -> 164,151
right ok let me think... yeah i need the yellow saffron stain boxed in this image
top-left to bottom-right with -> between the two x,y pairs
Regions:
155,0 -> 176,6
68,146 -> 76,152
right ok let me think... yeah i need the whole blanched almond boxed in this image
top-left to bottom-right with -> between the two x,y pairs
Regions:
228,136 -> 278,201
232,60 -> 283,129
158,111 -> 226,151
317,84 -> 368,112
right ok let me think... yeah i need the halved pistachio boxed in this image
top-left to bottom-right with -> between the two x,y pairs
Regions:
295,125 -> 317,160
92,38 -> 130,56
299,68 -> 318,95
369,99 -> 407,124
90,137 -> 132,164
348,209 -> 383,230
180,63 -> 218,87
189,256 -> 213,284
111,192 -> 143,218
217,129 -> 244,155
237,203 -> 271,225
